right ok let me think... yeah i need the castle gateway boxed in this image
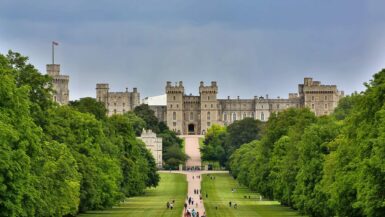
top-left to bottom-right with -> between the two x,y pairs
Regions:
155,78 -> 343,135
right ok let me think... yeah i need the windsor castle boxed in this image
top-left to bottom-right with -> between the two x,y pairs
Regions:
45,61 -> 343,136
93,78 -> 344,135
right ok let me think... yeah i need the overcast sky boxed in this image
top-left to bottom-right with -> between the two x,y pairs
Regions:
1,0 -> 385,100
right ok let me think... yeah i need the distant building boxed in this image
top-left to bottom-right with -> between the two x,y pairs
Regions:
138,129 -> 163,168
96,84 -> 140,116
46,64 -> 69,105
146,78 -> 344,135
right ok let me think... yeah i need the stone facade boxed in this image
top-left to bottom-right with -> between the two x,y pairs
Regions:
96,84 -> 140,116
46,64 -> 69,105
138,129 -> 163,168
152,78 -> 343,135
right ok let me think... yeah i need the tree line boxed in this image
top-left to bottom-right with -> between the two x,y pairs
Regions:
0,51 -> 184,216
202,70 -> 385,217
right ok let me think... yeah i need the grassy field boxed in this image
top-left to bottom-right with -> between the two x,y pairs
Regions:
202,173 -> 304,217
78,173 -> 187,217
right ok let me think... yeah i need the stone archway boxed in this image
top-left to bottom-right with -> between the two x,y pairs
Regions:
188,124 -> 195,135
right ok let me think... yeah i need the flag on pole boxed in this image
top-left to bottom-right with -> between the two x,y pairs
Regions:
52,41 -> 59,46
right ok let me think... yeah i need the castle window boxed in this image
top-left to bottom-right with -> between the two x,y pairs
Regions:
114,109 -> 117,114
232,113 -> 237,121
123,103 -> 125,107
173,112 -> 176,121
211,104 -> 213,108
261,105 -> 263,109
223,112 -> 227,121
207,122 -> 211,127
205,104 -> 207,108
243,113 -> 247,119
208,96 -> 210,100
207,112 -> 211,120
177,104 -> 179,108
325,104 -> 328,109
173,96 -> 176,100
173,122 -> 176,127
261,112 -> 265,121
114,103 -> 116,106
312,96 -> 315,101
251,112 -> 255,119
277,104 -> 280,109
170,104 -> 173,108
123,109 -> 125,113
312,104 -> 315,109
190,112 -> 193,120
325,95 -> 328,100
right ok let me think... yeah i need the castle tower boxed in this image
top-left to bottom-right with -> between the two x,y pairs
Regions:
300,77 -> 344,116
96,83 -> 109,108
131,87 -> 140,110
166,81 -> 184,134
46,64 -> 69,105
199,81 -> 218,134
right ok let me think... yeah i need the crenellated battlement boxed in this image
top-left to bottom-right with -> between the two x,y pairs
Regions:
166,81 -> 185,94
199,81 -> 218,94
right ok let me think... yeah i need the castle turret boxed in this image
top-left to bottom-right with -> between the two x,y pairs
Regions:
166,81 -> 184,134
46,64 -> 69,105
199,81 -> 218,134
96,83 -> 109,107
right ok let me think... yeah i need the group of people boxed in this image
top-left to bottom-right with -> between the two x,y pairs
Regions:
184,207 -> 206,217
166,200 -> 175,210
192,175 -> 201,179
229,201 -> 238,209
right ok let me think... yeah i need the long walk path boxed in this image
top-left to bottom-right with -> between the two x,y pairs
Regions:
183,135 -> 205,216
160,135 -> 228,217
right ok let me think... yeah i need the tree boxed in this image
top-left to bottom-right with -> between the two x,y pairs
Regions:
69,97 -> 107,120
134,104 -> 160,133
224,118 -> 262,164
201,124 -> 227,166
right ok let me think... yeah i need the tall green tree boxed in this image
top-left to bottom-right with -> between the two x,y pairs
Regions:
201,124 -> 227,166
69,97 -> 107,120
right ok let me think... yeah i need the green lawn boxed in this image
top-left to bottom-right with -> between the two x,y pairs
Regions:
78,173 -> 187,217
202,173 -> 305,217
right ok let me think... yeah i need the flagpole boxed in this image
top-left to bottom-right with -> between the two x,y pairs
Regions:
52,42 -> 54,64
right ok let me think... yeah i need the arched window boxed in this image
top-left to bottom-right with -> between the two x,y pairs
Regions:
261,112 -> 265,121
173,96 -> 176,100
232,112 -> 237,121
243,112 -> 247,119
207,112 -> 211,120
223,112 -> 227,121
190,112 -> 194,120
173,112 -> 176,120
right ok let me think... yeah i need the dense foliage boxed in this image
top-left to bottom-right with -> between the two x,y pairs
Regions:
229,70 -> 385,217
201,118 -> 262,167
134,104 -> 187,168
0,51 -> 159,216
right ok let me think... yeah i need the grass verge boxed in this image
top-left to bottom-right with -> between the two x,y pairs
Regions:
78,173 -> 187,217
201,173 -> 305,217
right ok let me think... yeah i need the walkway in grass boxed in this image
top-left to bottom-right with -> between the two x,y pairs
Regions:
202,173 -> 305,217
78,173 -> 187,217
183,135 -> 206,216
